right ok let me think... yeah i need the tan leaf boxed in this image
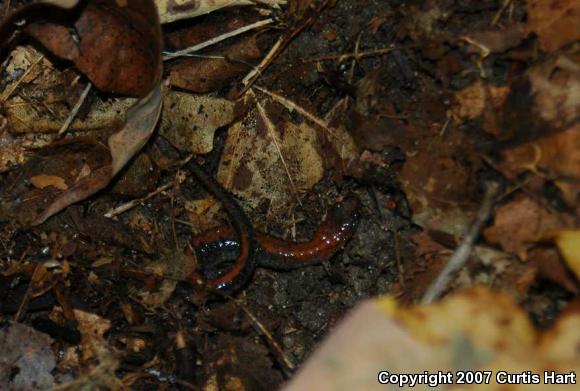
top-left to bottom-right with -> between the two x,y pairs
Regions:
30,175 -> 68,190
527,0 -> 580,53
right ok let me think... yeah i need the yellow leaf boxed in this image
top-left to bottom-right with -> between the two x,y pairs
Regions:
30,175 -> 68,190
551,230 -> 580,279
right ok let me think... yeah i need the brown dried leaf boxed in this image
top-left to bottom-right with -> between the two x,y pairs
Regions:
450,81 -> 509,135
529,54 -> 580,128
484,195 -> 574,260
529,247 -> 579,294
500,124 -> 580,206
23,0 -> 162,96
169,35 -> 262,94
466,24 -> 527,54
72,309 -> 111,361
216,107 -> 324,215
527,0 -> 580,53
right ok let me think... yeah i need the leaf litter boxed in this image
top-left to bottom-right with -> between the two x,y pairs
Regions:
0,0 -> 578,389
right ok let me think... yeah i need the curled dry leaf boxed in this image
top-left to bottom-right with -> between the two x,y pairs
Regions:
499,124 -> 580,206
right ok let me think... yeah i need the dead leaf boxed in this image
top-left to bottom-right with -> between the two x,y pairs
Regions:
72,309 -> 112,361
284,288 -> 580,391
0,322 -> 56,390
160,92 -> 236,154
450,81 -> 509,135
30,175 -> 68,190
499,124 -> 580,206
169,35 -> 262,94
484,195 -> 574,260
466,24 -> 527,55
23,0 -> 161,96
529,54 -> 580,129
216,106 -> 324,215
0,0 -> 163,225
527,0 -> 580,53
540,230 -> 580,280
529,247 -> 579,294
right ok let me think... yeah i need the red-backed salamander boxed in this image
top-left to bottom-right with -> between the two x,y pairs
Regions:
190,196 -> 359,284
186,159 -> 256,294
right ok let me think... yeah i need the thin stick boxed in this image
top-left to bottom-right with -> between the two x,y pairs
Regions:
104,182 -> 173,218
0,54 -> 44,103
163,18 -> 274,60
58,82 -> 92,136
301,47 -> 395,64
234,298 -> 295,377
239,35 -> 283,89
104,156 -> 193,218
254,85 -> 335,137
256,101 -> 303,207
421,181 -> 500,304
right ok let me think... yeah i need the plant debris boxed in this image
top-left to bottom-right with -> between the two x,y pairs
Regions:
0,0 -> 578,389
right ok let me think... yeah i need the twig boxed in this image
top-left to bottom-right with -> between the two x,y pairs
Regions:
254,85 -> 335,137
58,82 -> 92,136
256,101 -> 303,207
421,181 -> 500,304
104,182 -> 173,218
233,0 -> 330,97
237,35 -> 284,93
163,18 -> 274,60
234,298 -> 295,377
0,53 -> 44,103
104,156 -> 193,218
491,0 -> 513,26
301,47 -> 395,64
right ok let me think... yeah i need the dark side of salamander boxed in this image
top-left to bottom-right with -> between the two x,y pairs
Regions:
191,196 -> 360,285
